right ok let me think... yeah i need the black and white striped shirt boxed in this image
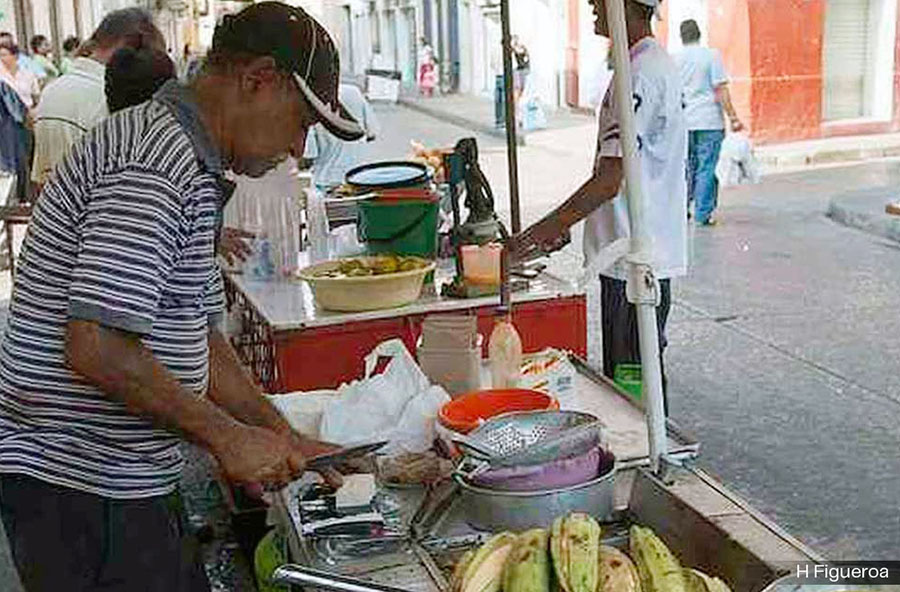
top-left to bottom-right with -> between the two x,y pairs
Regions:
0,82 -> 226,499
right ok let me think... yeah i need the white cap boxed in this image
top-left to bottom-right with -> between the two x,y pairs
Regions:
633,0 -> 661,18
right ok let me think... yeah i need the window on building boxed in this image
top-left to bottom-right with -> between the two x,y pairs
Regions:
823,0 -> 897,121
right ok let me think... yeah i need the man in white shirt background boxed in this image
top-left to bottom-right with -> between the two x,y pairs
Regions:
303,82 -> 379,193
30,8 -> 165,188
675,19 -> 743,226
511,0 -> 686,414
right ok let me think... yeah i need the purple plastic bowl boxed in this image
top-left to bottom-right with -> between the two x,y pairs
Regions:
470,447 -> 602,492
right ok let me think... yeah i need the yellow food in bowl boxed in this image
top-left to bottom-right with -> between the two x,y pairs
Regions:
313,255 -> 429,279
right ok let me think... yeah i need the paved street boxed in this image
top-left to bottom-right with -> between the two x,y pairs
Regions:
367,102 -> 900,559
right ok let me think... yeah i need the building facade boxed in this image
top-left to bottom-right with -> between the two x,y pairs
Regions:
334,0 -> 569,109
336,0 -> 900,145
0,0 -> 215,72
658,0 -> 900,144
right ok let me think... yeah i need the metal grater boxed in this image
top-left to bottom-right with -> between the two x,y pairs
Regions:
458,410 -> 601,467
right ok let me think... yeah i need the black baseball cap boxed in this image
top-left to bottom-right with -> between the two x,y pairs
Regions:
211,1 -> 365,141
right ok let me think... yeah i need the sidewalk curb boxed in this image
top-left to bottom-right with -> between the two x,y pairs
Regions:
757,144 -> 900,168
827,187 -> 900,243
397,97 -> 527,146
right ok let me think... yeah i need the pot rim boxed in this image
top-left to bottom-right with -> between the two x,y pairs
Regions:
453,462 -> 617,498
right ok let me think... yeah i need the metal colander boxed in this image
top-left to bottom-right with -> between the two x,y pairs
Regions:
457,410 -> 600,467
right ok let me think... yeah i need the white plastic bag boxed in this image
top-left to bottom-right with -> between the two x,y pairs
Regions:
319,339 -> 449,452
717,133 -> 761,188
329,224 -> 366,258
266,391 -> 336,439
388,385 -> 450,454
225,158 -> 302,277
306,187 -> 330,264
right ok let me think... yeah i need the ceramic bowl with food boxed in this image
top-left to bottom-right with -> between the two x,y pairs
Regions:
298,255 -> 436,312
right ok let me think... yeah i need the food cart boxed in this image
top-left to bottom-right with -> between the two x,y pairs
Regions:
263,361 -> 822,592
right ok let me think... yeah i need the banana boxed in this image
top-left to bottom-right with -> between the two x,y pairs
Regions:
451,550 -> 475,592
502,529 -> 551,592
550,513 -> 602,592
459,532 -> 517,592
683,568 -> 733,592
628,525 -> 686,592
598,545 -> 642,592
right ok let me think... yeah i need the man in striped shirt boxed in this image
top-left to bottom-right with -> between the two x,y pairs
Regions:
0,3 -> 364,589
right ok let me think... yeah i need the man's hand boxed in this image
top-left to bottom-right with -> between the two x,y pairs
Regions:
730,118 -> 745,132
282,430 -> 344,488
219,227 -> 254,266
214,423 -> 299,488
509,215 -> 571,264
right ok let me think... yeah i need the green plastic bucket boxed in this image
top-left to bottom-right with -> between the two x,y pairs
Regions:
357,199 -> 439,258
614,363 -> 642,402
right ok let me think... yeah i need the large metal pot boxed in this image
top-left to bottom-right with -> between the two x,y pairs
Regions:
461,446 -> 601,491
453,449 -> 616,531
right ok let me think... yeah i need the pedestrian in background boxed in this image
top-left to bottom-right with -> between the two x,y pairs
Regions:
304,82 -> 379,193
0,78 -> 29,208
0,37 -> 39,202
31,8 -> 165,188
0,38 -> 39,110
511,35 -> 530,102
105,46 -> 175,113
0,32 -> 42,78
418,37 -> 436,97
675,19 -> 744,226
61,35 -> 81,74
30,35 -> 59,85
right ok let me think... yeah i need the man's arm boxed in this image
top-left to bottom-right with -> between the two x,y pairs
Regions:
65,320 -> 299,485
715,83 -> 744,132
207,327 -> 341,459
510,158 -> 623,260
208,327 -> 290,433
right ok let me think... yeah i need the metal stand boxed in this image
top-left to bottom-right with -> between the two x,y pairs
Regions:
604,0 -> 669,476
499,0 -> 522,234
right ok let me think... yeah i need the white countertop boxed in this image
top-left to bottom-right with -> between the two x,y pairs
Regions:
227,257 -> 584,331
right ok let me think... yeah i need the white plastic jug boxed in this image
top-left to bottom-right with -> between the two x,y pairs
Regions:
488,315 -> 523,389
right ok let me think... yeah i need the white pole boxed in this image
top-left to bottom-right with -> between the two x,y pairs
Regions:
604,0 -> 668,474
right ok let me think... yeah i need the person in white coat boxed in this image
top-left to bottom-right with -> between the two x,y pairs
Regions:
511,0 -> 686,413
303,82 -> 379,193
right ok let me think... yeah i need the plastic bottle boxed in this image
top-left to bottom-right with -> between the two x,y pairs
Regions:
488,314 -> 523,389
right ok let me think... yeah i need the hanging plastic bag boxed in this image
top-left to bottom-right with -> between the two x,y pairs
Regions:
717,132 -> 761,188
226,158 -> 302,277
523,97 -> 547,131
318,339 -> 450,452
328,224 -> 366,258
306,186 -> 330,264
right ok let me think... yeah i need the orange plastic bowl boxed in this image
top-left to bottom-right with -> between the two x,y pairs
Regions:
438,389 -> 560,434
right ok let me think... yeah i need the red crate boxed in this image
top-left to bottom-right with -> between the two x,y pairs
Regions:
270,295 -> 586,393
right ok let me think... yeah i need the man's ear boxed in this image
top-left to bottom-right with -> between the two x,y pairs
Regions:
239,56 -> 281,92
